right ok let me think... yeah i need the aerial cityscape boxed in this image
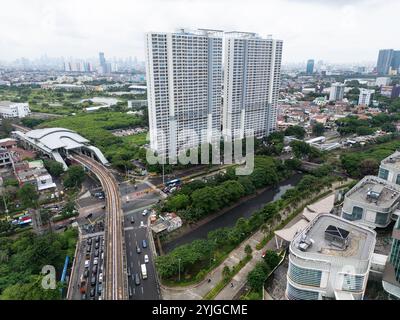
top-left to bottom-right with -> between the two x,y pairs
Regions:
1,0 -> 400,309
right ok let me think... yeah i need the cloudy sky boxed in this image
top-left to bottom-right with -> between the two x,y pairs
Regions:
0,0 -> 398,63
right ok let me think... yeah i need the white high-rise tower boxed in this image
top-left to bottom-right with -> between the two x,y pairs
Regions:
329,83 -> 345,102
222,32 -> 283,140
145,29 -> 223,157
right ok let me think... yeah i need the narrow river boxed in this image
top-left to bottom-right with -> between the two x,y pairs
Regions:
162,172 -> 304,253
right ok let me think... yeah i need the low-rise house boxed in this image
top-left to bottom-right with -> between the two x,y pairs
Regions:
15,160 -> 56,192
150,212 -> 183,235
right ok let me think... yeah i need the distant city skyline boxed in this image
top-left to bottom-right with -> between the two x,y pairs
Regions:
1,0 -> 400,64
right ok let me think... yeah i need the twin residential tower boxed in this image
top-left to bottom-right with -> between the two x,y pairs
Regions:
145,28 -> 283,157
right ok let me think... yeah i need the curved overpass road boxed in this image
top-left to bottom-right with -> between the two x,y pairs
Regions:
71,154 -> 127,300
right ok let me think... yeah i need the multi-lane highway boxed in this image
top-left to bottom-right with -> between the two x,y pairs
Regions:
124,207 -> 160,300
71,154 -> 127,300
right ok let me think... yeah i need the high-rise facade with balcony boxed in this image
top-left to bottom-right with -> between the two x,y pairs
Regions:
145,29 -> 223,157
222,32 -> 283,140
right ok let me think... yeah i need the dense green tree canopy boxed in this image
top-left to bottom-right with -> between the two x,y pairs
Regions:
63,165 -> 85,188
44,159 -> 64,177
284,125 -> 306,139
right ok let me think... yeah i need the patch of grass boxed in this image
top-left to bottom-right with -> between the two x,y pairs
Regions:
160,243 -> 237,287
121,132 -> 148,146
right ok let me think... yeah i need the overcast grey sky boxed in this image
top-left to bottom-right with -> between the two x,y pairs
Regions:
0,0 -> 398,63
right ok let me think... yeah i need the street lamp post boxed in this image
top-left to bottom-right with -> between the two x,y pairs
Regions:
178,258 -> 181,282
2,192 -> 8,218
162,163 -> 165,185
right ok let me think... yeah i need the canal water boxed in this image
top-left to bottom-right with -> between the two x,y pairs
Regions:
162,172 -> 304,253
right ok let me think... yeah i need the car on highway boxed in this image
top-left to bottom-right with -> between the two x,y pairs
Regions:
92,265 -> 97,274
96,236 -> 100,242
129,287 -> 133,298
84,269 -> 89,278
91,276 -> 96,286
100,264 -> 104,273
81,293 -> 87,300
93,257 -> 99,265
101,252 -> 104,260
140,221 -> 145,227
86,246 -> 91,253
144,254 -> 149,263
142,239 -> 147,248
87,238 -> 92,245
99,273 -> 103,283
127,268 -> 131,277
136,245 -> 141,254
98,283 -> 103,295
90,288 -> 95,297
95,242 -> 99,249
134,273 -> 141,286
130,217 -> 135,224
94,249 -> 99,257
84,260 -> 90,268
142,209 -> 149,216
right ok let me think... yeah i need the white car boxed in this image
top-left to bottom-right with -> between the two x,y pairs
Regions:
93,257 -> 99,265
99,273 -> 103,283
140,221 -> 145,227
142,209 -> 149,216
101,252 -> 104,260
84,260 -> 90,268
144,254 -> 149,264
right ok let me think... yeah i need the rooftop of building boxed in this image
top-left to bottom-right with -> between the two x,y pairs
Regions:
291,214 -> 376,261
0,101 -> 27,107
380,150 -> 400,170
16,128 -> 89,152
345,175 -> 400,209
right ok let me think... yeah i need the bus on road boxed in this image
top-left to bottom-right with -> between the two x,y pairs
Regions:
141,264 -> 147,280
165,178 -> 181,187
